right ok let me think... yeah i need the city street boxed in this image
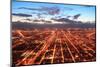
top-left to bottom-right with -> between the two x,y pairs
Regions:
12,28 -> 96,66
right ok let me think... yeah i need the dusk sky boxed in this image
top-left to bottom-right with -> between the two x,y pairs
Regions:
12,0 -> 96,23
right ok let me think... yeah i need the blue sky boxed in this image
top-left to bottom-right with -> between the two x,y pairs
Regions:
12,1 -> 96,22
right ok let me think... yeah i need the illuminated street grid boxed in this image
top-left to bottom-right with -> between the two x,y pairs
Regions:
12,28 -> 96,66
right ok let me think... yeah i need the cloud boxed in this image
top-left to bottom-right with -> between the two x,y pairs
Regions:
24,18 -> 32,21
18,7 -> 42,11
41,6 -> 60,15
67,16 -> 71,19
12,13 -> 32,17
18,6 -> 60,15
73,14 -> 81,19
